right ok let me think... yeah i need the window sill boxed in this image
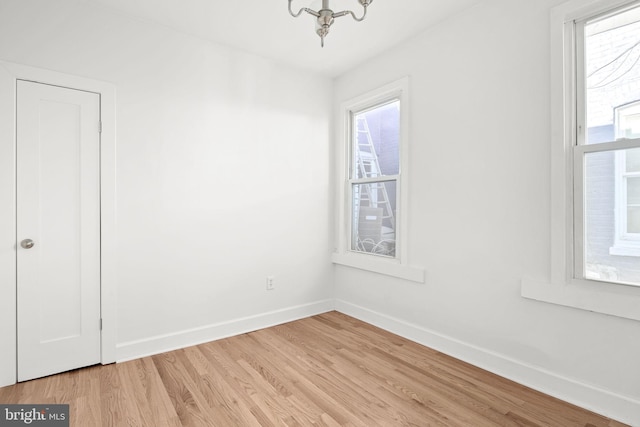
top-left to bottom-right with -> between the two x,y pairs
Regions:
609,245 -> 640,257
521,277 -> 640,322
332,252 -> 425,283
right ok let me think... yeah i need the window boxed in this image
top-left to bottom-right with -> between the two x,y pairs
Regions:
610,104 -> 640,256
350,100 -> 400,258
332,77 -> 424,283
610,147 -> 640,256
615,101 -> 640,140
521,0 -> 640,322
576,2 -> 640,285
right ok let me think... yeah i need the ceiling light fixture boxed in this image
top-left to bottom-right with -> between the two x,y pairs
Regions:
288,0 -> 373,47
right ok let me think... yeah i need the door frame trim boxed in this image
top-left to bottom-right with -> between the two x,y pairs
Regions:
0,61 -> 117,386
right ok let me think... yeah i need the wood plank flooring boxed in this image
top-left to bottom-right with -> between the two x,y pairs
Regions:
0,311 -> 629,426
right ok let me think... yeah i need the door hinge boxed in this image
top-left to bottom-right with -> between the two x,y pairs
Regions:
99,318 -> 103,330
99,121 -> 102,133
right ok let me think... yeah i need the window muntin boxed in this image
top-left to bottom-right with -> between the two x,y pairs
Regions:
576,2 -> 640,285
349,100 -> 400,258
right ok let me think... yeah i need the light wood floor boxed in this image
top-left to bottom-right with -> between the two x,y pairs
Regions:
0,311 -> 628,426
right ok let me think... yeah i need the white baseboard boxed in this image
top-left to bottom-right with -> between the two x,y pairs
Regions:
116,299 -> 335,362
335,299 -> 640,426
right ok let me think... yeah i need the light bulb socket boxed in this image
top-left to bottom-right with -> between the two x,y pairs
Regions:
316,9 -> 334,32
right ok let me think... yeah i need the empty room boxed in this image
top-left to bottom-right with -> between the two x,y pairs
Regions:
0,0 -> 639,425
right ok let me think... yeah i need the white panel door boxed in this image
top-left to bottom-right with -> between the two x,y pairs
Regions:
17,80 -> 101,382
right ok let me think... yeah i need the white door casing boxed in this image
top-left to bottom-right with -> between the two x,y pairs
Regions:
16,80 -> 101,381
0,61 -> 116,388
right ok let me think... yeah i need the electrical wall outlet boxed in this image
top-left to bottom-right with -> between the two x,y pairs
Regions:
266,276 -> 275,291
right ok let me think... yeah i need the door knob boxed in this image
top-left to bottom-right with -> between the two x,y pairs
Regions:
21,239 -> 35,249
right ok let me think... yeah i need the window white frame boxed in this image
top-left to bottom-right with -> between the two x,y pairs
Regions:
521,0 -> 640,322
332,77 -> 424,283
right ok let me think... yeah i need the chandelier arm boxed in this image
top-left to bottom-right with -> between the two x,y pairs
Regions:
333,5 -> 368,22
288,0 -> 320,18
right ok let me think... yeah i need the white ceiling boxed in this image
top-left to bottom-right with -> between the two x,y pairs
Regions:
89,0 -> 480,77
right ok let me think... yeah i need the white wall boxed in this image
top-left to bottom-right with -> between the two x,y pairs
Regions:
1,0 -> 638,422
333,0 -> 640,424
0,0 -> 333,380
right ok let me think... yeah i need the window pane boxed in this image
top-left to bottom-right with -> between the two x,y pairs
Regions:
351,181 -> 396,257
628,206 -> 640,233
627,147 -> 640,172
584,150 -> 640,285
584,6 -> 640,144
628,176 -> 640,232
629,176 -> 640,204
353,101 -> 400,179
